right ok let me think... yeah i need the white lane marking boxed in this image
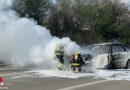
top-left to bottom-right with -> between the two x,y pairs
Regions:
0,71 -> 33,76
58,80 -> 111,90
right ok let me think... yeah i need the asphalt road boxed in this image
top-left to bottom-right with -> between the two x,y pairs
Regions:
0,65 -> 130,90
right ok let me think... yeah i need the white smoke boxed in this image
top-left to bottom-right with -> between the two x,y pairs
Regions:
1,0 -> 129,70
0,0 -> 84,69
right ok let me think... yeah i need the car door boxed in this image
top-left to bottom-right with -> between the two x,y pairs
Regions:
92,45 -> 110,68
111,44 -> 127,68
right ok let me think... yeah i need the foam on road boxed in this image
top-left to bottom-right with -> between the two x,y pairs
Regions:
9,69 -> 130,81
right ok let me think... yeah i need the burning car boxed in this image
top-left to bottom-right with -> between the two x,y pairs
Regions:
85,43 -> 130,69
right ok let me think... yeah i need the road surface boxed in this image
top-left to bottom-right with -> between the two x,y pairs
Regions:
0,65 -> 130,90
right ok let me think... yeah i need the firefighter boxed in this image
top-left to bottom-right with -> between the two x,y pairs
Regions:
55,46 -> 64,70
70,54 -> 75,63
71,52 -> 84,72
70,54 -> 75,69
76,52 -> 84,72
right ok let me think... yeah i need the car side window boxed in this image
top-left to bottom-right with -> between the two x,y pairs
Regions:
125,47 -> 130,51
90,46 -> 101,55
112,45 -> 125,53
99,45 -> 110,54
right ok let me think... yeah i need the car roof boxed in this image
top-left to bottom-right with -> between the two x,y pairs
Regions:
87,42 -> 130,51
93,42 -> 122,46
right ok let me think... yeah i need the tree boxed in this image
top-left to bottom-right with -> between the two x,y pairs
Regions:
12,0 -> 130,45
49,0 -> 75,31
12,0 -> 52,25
116,19 -> 130,44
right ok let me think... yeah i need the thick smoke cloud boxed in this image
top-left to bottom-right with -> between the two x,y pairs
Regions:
0,0 -> 83,69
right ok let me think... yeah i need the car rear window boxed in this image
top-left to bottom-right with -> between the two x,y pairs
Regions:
112,45 -> 125,53
125,46 -> 130,51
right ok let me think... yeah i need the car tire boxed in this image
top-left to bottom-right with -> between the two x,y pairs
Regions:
126,60 -> 130,69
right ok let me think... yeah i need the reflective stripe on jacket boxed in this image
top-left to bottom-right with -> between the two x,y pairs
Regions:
56,53 -> 60,55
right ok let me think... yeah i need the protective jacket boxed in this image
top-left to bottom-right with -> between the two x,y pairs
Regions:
55,48 -> 64,64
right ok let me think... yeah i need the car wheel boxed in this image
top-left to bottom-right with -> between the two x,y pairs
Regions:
126,60 -> 130,69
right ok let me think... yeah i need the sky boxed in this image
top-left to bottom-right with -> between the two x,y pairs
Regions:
124,0 -> 130,6
52,0 -> 130,5
52,0 -> 56,3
